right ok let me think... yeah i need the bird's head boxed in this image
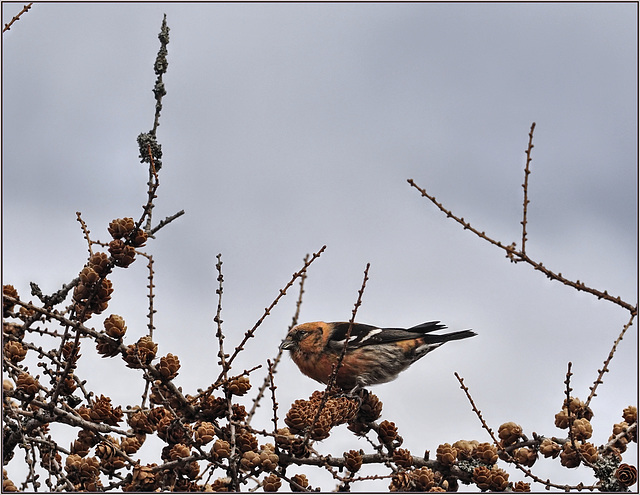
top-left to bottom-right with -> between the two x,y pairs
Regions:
280,322 -> 326,354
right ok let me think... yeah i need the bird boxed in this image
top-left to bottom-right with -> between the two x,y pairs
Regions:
280,321 -> 476,392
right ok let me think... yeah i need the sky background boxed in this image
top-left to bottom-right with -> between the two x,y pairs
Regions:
2,2 -> 637,491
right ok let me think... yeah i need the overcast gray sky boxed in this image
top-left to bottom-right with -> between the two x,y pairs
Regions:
2,2 -> 637,490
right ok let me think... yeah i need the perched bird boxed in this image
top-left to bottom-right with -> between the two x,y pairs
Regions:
280,321 -> 476,391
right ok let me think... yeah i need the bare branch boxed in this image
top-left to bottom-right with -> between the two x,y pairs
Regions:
214,245 -> 326,385
303,263 -> 371,446
266,359 -> 279,436
586,311 -> 637,407
3,3 -> 33,33
407,178 -> 637,314
454,372 -> 500,446
327,262 -> 371,392
148,209 -> 185,237
521,122 -> 535,253
76,211 -> 94,257
246,253 -> 310,424
214,253 -> 228,374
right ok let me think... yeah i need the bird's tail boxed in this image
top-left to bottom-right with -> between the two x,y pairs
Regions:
428,329 -> 477,343
407,321 -> 447,333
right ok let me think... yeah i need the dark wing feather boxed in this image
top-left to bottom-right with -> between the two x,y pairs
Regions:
327,321 -> 471,350
407,321 -> 447,333
327,322 -> 378,348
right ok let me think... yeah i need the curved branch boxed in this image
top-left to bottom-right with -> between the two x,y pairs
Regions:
407,179 -> 637,314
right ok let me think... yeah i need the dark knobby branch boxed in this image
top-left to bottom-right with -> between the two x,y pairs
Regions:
2,2 -> 33,33
213,245 -> 327,387
408,123 -> 636,315
520,122 -> 535,253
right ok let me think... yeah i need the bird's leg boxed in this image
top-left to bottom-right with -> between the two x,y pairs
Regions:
342,382 -> 368,409
348,383 -> 362,396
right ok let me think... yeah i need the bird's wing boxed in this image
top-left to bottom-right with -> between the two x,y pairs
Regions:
327,321 -> 449,349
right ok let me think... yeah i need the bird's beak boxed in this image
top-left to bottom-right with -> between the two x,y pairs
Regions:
280,338 -> 295,351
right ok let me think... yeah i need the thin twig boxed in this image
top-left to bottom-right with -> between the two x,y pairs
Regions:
136,17 -> 169,232
600,421 -> 637,455
246,254 -> 309,424
30,278 -> 79,311
49,327 -> 83,407
407,179 -> 637,314
291,255 -> 309,327
586,312 -> 637,407
327,262 -> 371,391
209,254 -> 239,485
214,254 -> 227,373
564,362 -> 573,409
135,251 -> 157,338
3,2 -> 33,33
226,387 -> 239,490
454,372 -> 500,446
151,14 -> 170,136
564,362 -> 576,446
148,209 -> 185,237
214,245 -> 326,386
266,359 -> 279,437
75,211 -> 94,257
521,122 -> 535,253
303,263 -> 371,447
141,145 -> 160,233
147,254 -> 156,337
